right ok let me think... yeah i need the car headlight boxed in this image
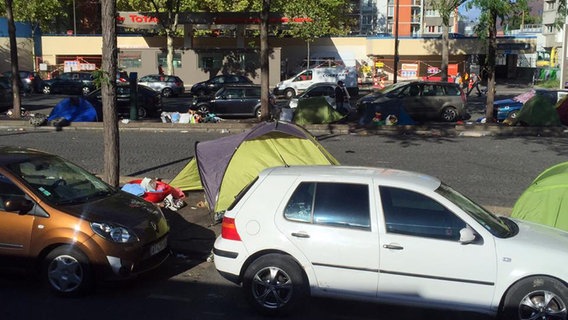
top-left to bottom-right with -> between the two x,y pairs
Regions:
91,222 -> 138,243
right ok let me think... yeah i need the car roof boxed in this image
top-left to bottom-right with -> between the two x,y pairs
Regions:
259,165 -> 441,191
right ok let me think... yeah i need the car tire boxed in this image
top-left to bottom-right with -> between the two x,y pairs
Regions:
42,85 -> 51,95
255,107 -> 262,119
162,88 -> 173,98
43,245 -> 94,297
196,104 -> 210,115
243,254 -> 308,316
81,87 -> 91,96
508,110 -> 519,120
441,106 -> 458,122
284,88 -> 296,99
137,107 -> 148,119
499,276 -> 568,320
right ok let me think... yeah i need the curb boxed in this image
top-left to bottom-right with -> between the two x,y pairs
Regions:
1,120 -> 567,137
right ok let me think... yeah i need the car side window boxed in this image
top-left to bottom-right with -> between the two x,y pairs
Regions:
59,73 -> 72,80
444,85 -> 460,96
0,174 -> 25,211
380,186 -> 466,241
223,88 -> 244,98
245,87 -> 261,97
284,182 -> 371,230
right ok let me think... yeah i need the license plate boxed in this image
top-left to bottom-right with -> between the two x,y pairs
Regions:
150,237 -> 167,256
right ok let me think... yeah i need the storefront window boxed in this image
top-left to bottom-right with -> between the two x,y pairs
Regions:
119,51 -> 142,69
157,52 -> 182,68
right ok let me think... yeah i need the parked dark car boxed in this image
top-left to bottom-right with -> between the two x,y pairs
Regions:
137,74 -> 184,97
85,83 -> 163,119
2,70 -> 43,94
190,74 -> 252,97
42,72 -> 96,96
190,84 -> 275,118
288,82 -> 339,108
357,80 -> 467,122
0,76 -> 13,112
491,89 -> 559,122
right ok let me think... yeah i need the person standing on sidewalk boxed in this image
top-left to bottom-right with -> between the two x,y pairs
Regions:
467,72 -> 482,96
335,81 -> 351,115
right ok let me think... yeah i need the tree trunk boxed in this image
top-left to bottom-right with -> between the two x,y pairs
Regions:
484,10 -> 497,123
441,25 -> 449,82
259,0 -> 270,121
167,30 -> 174,75
101,0 -> 119,186
5,0 -> 22,118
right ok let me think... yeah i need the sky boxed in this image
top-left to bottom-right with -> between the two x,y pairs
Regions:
459,2 -> 481,22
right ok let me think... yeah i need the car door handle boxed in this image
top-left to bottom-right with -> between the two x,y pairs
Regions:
291,232 -> 310,238
383,243 -> 404,250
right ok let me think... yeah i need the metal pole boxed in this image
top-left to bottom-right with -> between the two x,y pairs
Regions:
73,0 -> 77,36
393,0 -> 400,83
560,0 -> 568,90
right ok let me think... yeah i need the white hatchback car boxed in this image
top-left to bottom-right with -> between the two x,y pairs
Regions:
213,166 -> 568,319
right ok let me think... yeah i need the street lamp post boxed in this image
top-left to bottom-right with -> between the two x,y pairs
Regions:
73,0 -> 77,36
393,0 -> 400,83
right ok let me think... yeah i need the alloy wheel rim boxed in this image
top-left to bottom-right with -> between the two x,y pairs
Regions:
251,266 -> 293,309
518,290 -> 567,320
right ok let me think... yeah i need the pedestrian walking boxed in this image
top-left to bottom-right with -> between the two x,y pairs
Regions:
467,72 -> 482,96
335,81 -> 350,115
158,64 -> 164,75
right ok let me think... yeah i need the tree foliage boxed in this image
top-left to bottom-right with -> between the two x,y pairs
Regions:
467,0 -> 528,122
428,0 -> 465,82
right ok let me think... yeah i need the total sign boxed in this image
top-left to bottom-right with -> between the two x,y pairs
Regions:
117,12 -> 159,29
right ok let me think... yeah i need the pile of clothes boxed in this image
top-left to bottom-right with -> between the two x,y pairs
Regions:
121,177 -> 186,211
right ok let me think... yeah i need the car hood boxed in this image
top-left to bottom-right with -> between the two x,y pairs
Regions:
191,81 -> 208,89
59,191 -> 169,238
496,218 -> 568,272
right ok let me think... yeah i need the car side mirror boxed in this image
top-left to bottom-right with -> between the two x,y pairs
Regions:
459,225 -> 476,244
4,198 -> 34,214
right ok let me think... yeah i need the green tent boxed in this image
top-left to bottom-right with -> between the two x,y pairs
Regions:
511,162 -> 568,231
512,94 -> 562,127
169,121 -> 339,213
293,96 -> 347,125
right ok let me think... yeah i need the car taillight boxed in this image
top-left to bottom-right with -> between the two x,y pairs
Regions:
221,217 -> 241,241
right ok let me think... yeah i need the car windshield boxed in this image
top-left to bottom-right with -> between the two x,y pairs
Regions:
381,82 -> 408,94
5,156 -> 115,205
435,183 -> 514,238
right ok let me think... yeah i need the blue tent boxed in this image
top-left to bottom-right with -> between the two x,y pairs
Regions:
48,97 -> 98,122
358,99 -> 416,126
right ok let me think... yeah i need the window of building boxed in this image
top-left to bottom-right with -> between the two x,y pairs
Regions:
157,52 -> 182,69
118,51 -> 142,69
425,9 -> 438,17
546,2 -> 555,10
284,182 -> 371,230
198,53 -> 223,70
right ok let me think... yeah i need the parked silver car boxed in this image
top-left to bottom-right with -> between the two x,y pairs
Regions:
137,75 -> 185,97
357,81 -> 468,122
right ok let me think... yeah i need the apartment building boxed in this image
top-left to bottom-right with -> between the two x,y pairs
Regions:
348,0 -> 462,37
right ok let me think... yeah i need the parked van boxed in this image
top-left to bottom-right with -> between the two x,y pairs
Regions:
274,66 -> 358,99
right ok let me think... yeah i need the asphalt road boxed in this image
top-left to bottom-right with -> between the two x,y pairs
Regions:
1,84 -> 564,319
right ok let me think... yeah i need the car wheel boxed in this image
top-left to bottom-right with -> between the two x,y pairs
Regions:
441,107 -> 458,122
162,88 -> 173,98
137,107 -> 148,119
284,88 -> 296,99
508,110 -> 519,120
43,245 -> 93,297
196,104 -> 210,115
243,254 -> 308,316
500,276 -> 568,320
255,107 -> 262,119
42,85 -> 51,95
81,87 -> 91,96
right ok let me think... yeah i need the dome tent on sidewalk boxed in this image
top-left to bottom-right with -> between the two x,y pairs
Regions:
511,161 -> 568,231
169,121 -> 339,214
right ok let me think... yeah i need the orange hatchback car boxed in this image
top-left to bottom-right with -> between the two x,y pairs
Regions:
0,147 -> 170,296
